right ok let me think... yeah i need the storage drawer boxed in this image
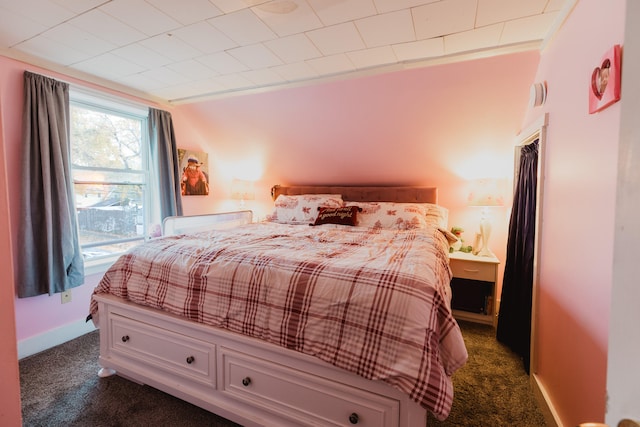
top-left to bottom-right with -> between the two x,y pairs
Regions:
110,314 -> 216,387
220,348 -> 399,427
449,258 -> 496,282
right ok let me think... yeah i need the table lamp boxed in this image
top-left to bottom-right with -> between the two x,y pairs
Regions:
231,179 -> 255,207
467,179 -> 504,257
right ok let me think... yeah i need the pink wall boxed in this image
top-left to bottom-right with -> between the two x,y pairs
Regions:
0,59 -> 22,427
521,0 -> 625,424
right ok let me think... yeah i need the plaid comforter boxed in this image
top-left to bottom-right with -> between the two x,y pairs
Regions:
90,222 -> 467,420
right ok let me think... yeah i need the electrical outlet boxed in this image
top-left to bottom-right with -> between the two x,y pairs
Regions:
61,290 -> 72,304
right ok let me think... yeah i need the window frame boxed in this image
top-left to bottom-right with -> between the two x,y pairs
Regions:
69,88 -> 152,275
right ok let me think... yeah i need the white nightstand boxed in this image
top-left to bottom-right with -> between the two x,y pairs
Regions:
448,251 -> 500,326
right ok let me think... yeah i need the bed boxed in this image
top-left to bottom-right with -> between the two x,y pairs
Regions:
89,185 -> 467,427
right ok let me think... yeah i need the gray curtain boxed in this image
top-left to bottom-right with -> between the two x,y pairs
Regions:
149,108 -> 183,219
496,139 -> 539,374
17,72 -> 84,297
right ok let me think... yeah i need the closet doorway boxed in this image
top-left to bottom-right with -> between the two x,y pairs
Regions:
496,113 -> 547,375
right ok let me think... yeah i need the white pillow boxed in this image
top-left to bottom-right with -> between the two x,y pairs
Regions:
268,194 -> 343,224
424,203 -> 449,229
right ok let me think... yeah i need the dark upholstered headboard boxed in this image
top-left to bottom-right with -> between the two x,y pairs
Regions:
271,185 -> 438,204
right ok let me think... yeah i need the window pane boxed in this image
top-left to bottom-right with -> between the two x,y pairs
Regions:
70,106 -> 143,170
76,183 -> 145,259
70,100 -> 148,261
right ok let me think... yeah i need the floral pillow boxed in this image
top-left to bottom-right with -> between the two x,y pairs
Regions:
268,194 -> 343,224
356,202 -> 429,230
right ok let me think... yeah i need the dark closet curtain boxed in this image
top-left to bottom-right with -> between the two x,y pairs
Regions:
149,108 -> 183,220
496,139 -> 539,373
17,72 -> 84,297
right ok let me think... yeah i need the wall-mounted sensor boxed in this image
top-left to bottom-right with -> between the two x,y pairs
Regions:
529,82 -> 547,107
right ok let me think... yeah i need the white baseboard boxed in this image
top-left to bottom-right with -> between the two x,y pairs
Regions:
18,318 -> 97,360
531,373 -> 563,427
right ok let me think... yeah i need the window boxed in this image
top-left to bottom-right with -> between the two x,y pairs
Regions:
70,90 -> 154,266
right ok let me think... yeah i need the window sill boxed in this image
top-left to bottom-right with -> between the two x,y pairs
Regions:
84,257 -> 117,277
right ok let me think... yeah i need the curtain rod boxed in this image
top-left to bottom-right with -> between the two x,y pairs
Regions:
25,69 -> 164,111
26,69 -> 72,85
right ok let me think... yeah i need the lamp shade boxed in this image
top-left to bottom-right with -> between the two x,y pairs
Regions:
231,179 -> 255,201
467,178 -> 505,257
467,178 -> 505,207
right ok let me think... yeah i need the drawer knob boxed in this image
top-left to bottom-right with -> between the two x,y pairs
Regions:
186,356 -> 195,364
242,377 -> 251,387
349,413 -> 359,424
121,335 -> 129,343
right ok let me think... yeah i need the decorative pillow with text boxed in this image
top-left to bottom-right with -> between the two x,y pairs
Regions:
312,206 -> 361,226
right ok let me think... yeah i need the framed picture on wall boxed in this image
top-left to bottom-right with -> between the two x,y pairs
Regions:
178,149 -> 210,196
589,44 -> 622,114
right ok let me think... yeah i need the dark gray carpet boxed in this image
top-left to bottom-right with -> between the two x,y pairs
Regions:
427,321 -> 547,426
20,321 -> 545,426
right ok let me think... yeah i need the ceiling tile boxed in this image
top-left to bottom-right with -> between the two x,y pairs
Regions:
545,0 -> 567,12
137,66 -> 192,86
42,24 -> 116,56
0,8 -> 47,47
306,53 -> 356,76
116,73 -> 166,92
412,0 -> 477,40
111,44 -> 173,69
271,61 -> 319,82
73,53 -> 146,79
208,9 -> 277,46
0,0 -> 74,27
373,0 -> 439,14
156,78 -> 228,100
139,33 -> 202,62
443,23 -> 503,55
51,0 -> 105,13
99,0 -> 181,37
347,45 -> 397,69
306,22 -> 366,56
392,37 -> 444,62
252,0 -> 323,37
208,0 -> 253,14
70,9 -> 147,47
171,21 -> 238,55
212,73 -> 254,90
265,34 -> 321,63
228,44 -> 283,69
240,68 -> 284,86
355,9 -> 415,48
500,12 -> 558,45
308,0 -> 377,26
14,36 -> 89,65
197,51 -> 250,74
166,59 -> 217,80
244,0 -> 270,7
476,0 -> 548,27
146,0 -> 223,25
